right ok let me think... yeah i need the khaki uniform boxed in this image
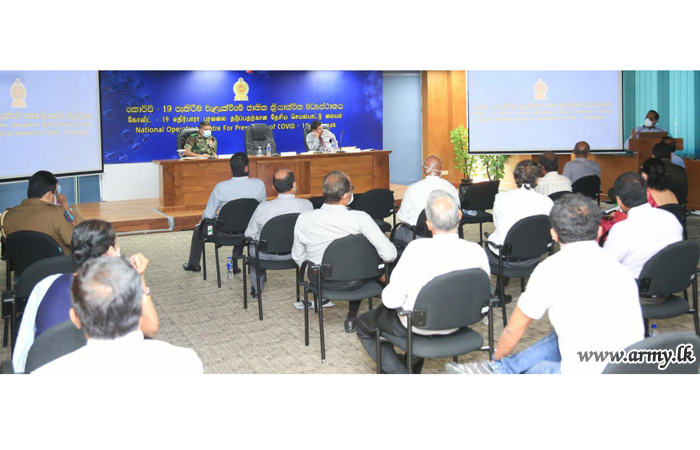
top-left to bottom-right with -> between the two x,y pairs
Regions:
1,199 -> 74,255
184,134 -> 217,157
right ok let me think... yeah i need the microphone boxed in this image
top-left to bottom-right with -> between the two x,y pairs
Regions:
338,130 -> 344,151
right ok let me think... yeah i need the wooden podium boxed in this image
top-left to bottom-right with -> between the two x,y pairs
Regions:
153,151 -> 392,213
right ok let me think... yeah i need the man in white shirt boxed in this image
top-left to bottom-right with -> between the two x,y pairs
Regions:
604,172 -> 683,278
244,169 -> 313,297
447,193 -> 644,374
306,120 -> 338,153
562,141 -> 601,185
394,155 -> 460,245
293,171 -> 397,332
535,152 -> 572,197
356,190 -> 490,373
34,257 -> 203,374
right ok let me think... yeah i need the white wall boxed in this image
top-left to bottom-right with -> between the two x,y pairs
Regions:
102,163 -> 160,202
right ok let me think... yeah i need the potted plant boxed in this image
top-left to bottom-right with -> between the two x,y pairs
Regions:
450,125 -> 477,200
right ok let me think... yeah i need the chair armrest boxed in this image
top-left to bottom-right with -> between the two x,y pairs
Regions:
396,307 -> 413,317
2,290 -> 16,302
485,240 -> 502,252
483,231 -> 491,238
297,260 -> 319,285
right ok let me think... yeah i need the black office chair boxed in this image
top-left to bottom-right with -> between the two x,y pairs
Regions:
308,196 -> 325,210
572,175 -> 602,205
2,256 -> 76,352
486,215 -> 553,326
4,231 -> 64,285
459,180 -> 499,244
371,268 -> 495,374
176,127 -> 199,151
245,123 -> 276,155
658,203 -> 685,231
200,198 -> 259,288
1,234 -> 12,290
351,189 -> 397,233
303,124 -> 331,152
603,331 -> 700,374
24,320 -> 87,373
637,240 -> 699,337
548,191 -> 572,202
300,234 -> 388,363
391,209 -> 432,244
668,182 -> 689,239
242,213 -> 301,321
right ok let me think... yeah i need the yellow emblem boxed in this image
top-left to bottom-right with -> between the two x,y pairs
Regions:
533,78 -> 547,100
233,77 -> 249,101
10,78 -> 27,108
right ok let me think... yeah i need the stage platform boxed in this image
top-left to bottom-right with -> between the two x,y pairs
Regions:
73,184 -> 409,235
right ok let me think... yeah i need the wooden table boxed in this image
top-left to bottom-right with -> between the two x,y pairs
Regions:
154,151 -> 392,213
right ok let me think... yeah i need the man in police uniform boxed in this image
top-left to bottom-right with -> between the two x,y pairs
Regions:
183,121 -> 217,158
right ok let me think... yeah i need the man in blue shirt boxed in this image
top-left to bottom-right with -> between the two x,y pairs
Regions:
183,153 -> 267,273
624,109 -> 667,150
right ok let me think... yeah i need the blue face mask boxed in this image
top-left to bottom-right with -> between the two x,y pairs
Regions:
202,130 -> 212,138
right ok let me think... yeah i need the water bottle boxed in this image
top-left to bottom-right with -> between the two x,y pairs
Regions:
462,209 -> 478,217
266,142 -> 272,156
226,257 -> 233,279
650,324 -> 658,337
331,139 -> 337,152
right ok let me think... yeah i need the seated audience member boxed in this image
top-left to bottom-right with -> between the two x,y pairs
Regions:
356,190 -> 490,374
244,169 -> 313,298
653,142 -> 687,187
535,152 -> 572,197
33,257 -> 202,374
183,152 -> 267,274
604,172 -> 682,278
599,158 -> 678,239
562,141 -> 601,185
661,136 -> 685,169
395,155 -> 460,245
292,171 -> 397,333
488,159 -> 553,300
1,170 -> 75,255
13,219 -> 159,373
447,194 -> 644,374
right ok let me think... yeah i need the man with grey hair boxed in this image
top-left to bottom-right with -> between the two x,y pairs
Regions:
356,190 -> 490,373
562,141 -> 601,185
535,152 -> 572,197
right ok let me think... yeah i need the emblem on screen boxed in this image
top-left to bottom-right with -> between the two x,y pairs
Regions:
533,78 -> 547,100
10,78 -> 27,108
233,77 -> 249,101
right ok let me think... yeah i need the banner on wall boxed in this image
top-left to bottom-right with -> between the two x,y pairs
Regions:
100,71 -> 383,164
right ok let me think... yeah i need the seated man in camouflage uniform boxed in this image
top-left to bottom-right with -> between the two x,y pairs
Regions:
183,120 -> 217,159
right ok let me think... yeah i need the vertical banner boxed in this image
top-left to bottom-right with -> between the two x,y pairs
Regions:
100,70 -> 383,163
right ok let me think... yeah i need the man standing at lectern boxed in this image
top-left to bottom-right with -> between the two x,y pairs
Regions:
306,120 -> 337,153
183,121 -> 217,159
624,110 -> 667,150
183,153 -> 266,274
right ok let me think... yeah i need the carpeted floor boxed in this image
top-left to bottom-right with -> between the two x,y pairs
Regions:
2,213 -> 699,374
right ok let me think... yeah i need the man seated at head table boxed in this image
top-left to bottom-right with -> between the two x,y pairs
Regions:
33,257 -> 203,374
562,141 -> 601,185
292,171 -> 397,333
447,194 -> 644,375
535,152 -> 572,197
183,120 -> 217,159
244,169 -> 313,298
306,120 -> 338,153
356,189 -> 490,374
183,152 -> 267,275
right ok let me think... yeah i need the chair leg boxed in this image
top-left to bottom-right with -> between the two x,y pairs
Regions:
499,275 -> 508,327
644,318 -> 649,338
318,295 -> 326,364
313,292 -> 318,314
375,328 -> 382,374
693,276 -> 699,337
520,278 -> 525,292
453,356 -> 458,363
488,303 -> 495,360
2,318 -> 7,347
295,267 -> 300,304
304,286 -> 310,346
256,263 -> 263,321
202,240 -> 207,281
369,298 -> 373,310
406,317 -> 413,374
215,246 -> 222,288
242,258 -> 248,309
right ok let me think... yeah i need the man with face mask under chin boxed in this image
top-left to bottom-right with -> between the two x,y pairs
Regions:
623,109 -> 668,150
292,171 -> 397,333
183,120 -> 217,159
1,170 -> 75,255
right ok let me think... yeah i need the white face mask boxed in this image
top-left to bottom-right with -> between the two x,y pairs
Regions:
644,118 -> 654,127
110,246 -> 121,258
423,164 -> 440,176
347,192 -> 354,205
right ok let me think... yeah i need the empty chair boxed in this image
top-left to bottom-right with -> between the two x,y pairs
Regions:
549,191 -> 572,202
572,175 -> 601,205
24,320 -> 87,374
351,188 -> 397,233
176,127 -> 199,152
603,331 -> 700,374
459,180 -> 499,243
244,123 -> 276,155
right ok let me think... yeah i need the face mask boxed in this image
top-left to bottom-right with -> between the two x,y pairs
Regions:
57,184 -> 62,194
110,246 -> 121,257
644,118 -> 653,127
347,192 -> 354,205
203,130 -> 212,138
423,163 -> 440,176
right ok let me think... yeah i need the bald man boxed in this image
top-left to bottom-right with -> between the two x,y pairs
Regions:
395,156 -> 461,245
562,141 -> 601,185
244,170 -> 313,297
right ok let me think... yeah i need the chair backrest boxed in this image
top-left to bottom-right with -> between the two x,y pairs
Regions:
351,189 -> 395,220
308,196 -> 325,210
216,198 -> 260,234
461,180 -> 500,211
549,191 -> 572,202
245,123 -> 276,154
414,209 -> 432,238
502,215 -> 552,259
637,240 -> 699,296
25,320 -> 87,373
14,256 -> 77,300
571,175 -> 601,199
602,331 -> 700,374
321,234 -> 384,282
5,231 -> 64,277
413,269 -> 491,330
303,124 -> 331,152
258,213 -> 300,254
669,181 -> 688,205
657,203 -> 684,226
176,127 -> 199,149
